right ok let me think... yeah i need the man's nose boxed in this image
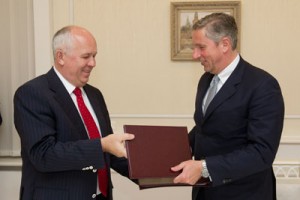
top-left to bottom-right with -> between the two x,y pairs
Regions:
192,48 -> 200,59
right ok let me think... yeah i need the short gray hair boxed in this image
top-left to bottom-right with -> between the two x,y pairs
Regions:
52,26 -> 74,61
193,13 -> 238,50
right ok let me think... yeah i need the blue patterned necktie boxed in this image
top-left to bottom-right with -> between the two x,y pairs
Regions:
203,76 -> 219,114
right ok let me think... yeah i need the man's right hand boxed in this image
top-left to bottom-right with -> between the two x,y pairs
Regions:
101,133 -> 135,158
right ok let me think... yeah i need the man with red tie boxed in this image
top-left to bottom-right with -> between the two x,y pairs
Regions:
14,25 -> 134,200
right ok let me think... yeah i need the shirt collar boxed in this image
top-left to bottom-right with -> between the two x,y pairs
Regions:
53,66 -> 77,95
217,54 -> 240,84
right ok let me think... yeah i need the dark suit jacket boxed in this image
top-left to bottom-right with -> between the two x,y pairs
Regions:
189,57 -> 284,200
14,68 -> 129,200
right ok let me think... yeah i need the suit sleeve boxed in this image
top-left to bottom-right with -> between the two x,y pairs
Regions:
14,84 -> 106,172
189,126 -> 197,155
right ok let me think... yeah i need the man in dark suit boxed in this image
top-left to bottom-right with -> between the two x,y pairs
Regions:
172,13 -> 284,200
14,25 -> 134,200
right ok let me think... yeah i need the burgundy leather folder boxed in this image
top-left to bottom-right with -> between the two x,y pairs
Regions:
124,125 -> 209,189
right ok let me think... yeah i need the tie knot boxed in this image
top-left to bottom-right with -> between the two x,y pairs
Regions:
73,87 -> 82,97
211,75 -> 219,86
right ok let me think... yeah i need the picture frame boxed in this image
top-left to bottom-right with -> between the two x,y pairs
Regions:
170,1 -> 241,61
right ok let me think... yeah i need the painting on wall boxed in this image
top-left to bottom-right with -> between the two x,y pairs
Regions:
170,1 -> 241,61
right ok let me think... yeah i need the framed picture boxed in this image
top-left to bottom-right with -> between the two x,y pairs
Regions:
171,1 -> 241,61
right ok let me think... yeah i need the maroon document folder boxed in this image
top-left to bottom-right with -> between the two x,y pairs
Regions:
124,125 -> 209,189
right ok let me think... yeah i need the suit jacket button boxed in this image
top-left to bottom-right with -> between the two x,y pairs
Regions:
92,194 -> 97,198
223,178 -> 232,184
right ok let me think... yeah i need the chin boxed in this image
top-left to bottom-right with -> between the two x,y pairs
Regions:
80,80 -> 89,85
203,67 -> 211,73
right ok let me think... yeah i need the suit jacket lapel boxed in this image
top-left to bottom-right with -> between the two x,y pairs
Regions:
83,85 -> 111,164
204,58 -> 245,119
46,68 -> 88,139
83,86 -> 109,138
194,73 -> 213,122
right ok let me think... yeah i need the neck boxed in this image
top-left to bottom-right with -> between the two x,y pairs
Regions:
215,50 -> 238,74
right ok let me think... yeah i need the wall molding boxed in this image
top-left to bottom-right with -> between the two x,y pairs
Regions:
0,151 -> 21,157
280,136 -> 300,144
273,161 -> 300,179
0,157 -> 21,167
285,115 -> 300,119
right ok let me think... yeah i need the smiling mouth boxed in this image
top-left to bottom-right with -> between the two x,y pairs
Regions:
83,69 -> 92,74
82,71 -> 91,78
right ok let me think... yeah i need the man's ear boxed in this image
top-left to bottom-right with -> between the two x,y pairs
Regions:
56,50 -> 65,65
221,37 -> 231,52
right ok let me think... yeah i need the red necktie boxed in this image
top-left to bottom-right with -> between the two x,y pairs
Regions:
73,87 -> 108,197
